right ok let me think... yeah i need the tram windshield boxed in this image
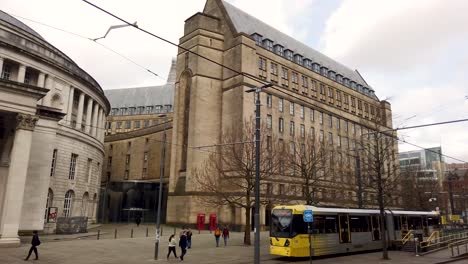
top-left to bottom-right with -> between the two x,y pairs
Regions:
271,209 -> 293,238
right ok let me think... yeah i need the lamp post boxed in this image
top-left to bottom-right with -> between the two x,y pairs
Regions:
154,114 -> 167,260
245,83 -> 273,264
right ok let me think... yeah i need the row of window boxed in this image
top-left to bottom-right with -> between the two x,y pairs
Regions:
107,119 -> 163,130
49,149 -> 98,183
252,33 -> 375,99
259,58 -> 380,119
110,105 -> 172,116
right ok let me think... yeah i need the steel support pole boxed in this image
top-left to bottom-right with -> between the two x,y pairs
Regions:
254,89 -> 261,264
155,116 -> 167,260
356,154 -> 362,208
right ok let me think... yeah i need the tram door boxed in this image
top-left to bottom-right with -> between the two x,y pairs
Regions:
370,215 -> 381,241
338,214 -> 351,243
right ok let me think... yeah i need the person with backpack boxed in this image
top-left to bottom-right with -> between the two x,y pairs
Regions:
24,230 -> 40,260
214,226 -> 221,247
167,234 -> 178,260
179,231 -> 188,261
222,226 -> 230,247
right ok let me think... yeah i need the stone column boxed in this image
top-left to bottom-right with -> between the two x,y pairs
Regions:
91,104 -> 99,137
96,108 -> 103,140
37,72 -> 46,88
66,86 -> 75,125
85,98 -> 93,134
75,92 -> 85,130
17,65 -> 26,83
0,114 -> 38,247
100,112 -> 106,141
0,58 -> 4,76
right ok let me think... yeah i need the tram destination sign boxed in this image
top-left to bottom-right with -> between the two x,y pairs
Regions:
303,210 -> 313,222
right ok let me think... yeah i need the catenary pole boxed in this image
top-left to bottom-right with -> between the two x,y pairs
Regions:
155,114 -> 167,260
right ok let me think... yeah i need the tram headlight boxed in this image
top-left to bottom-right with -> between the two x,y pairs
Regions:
284,239 -> 290,247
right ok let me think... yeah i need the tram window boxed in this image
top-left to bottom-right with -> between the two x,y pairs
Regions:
408,216 -> 422,230
271,209 -> 293,238
393,216 -> 401,230
291,215 -> 308,237
311,215 -> 337,234
350,215 -> 370,232
427,217 -> 440,228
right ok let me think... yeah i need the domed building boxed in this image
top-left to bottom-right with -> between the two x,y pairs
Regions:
0,10 -> 109,246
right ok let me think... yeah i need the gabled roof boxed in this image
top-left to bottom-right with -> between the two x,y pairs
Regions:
220,0 -> 376,98
104,59 -> 176,109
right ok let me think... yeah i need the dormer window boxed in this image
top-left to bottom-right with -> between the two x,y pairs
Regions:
320,67 -> 328,76
304,59 -> 312,69
337,74 -> 343,84
369,90 -> 375,97
351,81 -> 357,89
274,45 -> 284,56
263,39 -> 273,51
285,49 -> 294,61
252,33 -> 263,46
294,54 -> 303,65
329,71 -> 336,81
343,78 -> 350,87
363,87 -> 369,95
313,63 -> 320,73
357,84 -> 363,93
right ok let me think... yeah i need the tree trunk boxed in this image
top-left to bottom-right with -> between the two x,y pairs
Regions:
244,206 -> 251,245
375,135 -> 389,260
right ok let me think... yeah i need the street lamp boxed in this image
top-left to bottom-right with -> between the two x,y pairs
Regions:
154,114 -> 168,260
245,83 -> 273,264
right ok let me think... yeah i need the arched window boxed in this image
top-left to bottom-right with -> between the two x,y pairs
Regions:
64,190 -> 74,218
81,192 -> 89,216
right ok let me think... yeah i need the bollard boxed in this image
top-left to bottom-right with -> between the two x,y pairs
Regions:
114,229 -> 117,239
131,228 -> 133,238
161,226 -> 163,236
415,237 -> 419,256
97,229 -> 100,240
146,227 -> 149,237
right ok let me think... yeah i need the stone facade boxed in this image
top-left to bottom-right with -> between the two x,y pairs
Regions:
166,0 -> 399,229
100,61 -> 175,223
0,10 -> 109,246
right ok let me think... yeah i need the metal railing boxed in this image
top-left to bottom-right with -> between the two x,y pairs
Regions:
420,230 -> 468,254
401,230 -> 414,245
449,238 -> 468,257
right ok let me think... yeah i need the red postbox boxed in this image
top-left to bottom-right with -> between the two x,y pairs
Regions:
209,214 -> 217,231
196,213 -> 205,231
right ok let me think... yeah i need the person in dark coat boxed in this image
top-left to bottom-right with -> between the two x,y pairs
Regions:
179,231 -> 188,261
135,215 -> 141,227
24,230 -> 40,260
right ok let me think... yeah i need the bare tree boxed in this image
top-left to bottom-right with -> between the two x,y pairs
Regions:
192,120 -> 283,245
357,130 -> 400,260
400,165 -> 440,211
285,135 -> 339,205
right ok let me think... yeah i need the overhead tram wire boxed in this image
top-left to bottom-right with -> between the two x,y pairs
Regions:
81,0 -> 468,164
10,13 -> 164,80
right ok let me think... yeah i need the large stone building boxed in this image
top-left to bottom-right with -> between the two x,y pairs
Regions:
0,11 -> 109,246
99,61 -> 175,223
166,0 -> 399,229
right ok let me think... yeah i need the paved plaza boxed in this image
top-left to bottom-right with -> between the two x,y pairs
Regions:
1,224 -> 466,264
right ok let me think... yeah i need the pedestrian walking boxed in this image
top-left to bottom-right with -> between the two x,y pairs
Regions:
24,230 -> 40,261
167,234 -> 178,260
214,226 -> 221,247
222,226 -> 230,247
186,228 -> 193,249
135,215 -> 141,227
179,231 -> 188,261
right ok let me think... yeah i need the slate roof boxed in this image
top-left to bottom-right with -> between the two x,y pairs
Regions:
0,10 -> 43,40
104,59 -> 176,109
220,0 -> 376,98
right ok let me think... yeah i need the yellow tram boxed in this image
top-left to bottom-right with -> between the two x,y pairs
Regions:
270,205 -> 439,257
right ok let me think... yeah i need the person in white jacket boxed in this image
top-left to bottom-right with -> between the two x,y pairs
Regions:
167,234 -> 178,260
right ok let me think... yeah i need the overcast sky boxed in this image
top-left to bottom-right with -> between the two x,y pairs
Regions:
2,0 -> 468,163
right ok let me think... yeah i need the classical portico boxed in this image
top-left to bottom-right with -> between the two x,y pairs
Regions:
0,80 -> 47,247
